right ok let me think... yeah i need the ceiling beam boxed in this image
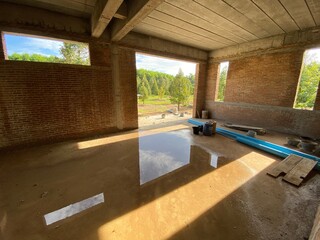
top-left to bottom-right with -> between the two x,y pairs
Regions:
111,0 -> 164,42
91,0 -> 124,38
114,1 -> 127,20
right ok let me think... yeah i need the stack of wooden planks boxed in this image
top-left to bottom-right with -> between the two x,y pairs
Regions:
267,154 -> 317,186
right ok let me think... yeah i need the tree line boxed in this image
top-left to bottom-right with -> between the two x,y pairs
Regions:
8,42 -> 90,65
137,68 -> 195,110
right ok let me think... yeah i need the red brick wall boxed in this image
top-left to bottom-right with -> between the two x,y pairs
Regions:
118,48 -> 138,129
224,51 -> 304,107
205,50 -> 320,137
0,61 -> 117,148
0,40 -> 139,149
205,62 -> 219,103
206,101 -> 320,138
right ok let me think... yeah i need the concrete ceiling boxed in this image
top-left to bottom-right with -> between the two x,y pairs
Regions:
133,0 -> 320,50
2,0 -> 320,51
2,0 -> 98,18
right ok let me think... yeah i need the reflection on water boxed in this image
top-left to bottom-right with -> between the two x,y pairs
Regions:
44,193 -> 104,225
139,131 -> 191,185
139,131 -> 220,185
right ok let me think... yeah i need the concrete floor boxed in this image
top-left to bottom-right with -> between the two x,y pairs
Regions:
0,122 -> 319,240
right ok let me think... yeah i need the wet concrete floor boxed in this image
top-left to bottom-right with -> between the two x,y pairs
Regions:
0,123 -> 319,240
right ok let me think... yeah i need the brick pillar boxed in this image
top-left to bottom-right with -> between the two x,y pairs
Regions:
118,47 -> 138,129
205,61 -> 219,101
193,62 -> 207,118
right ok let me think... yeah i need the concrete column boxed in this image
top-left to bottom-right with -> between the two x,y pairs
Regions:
111,44 -> 124,130
0,32 -> 7,61
193,62 -> 207,118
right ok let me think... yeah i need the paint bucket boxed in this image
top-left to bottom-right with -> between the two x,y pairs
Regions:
202,110 -> 208,119
192,126 -> 200,135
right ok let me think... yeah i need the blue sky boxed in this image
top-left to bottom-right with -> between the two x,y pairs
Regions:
4,33 -> 63,56
136,53 -> 197,76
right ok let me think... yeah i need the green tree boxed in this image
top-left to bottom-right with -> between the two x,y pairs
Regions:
169,69 -> 191,111
294,61 -> 320,109
59,42 -> 90,65
151,78 -> 159,95
217,66 -> 228,101
8,53 -> 61,63
158,84 -> 165,99
139,84 -> 149,104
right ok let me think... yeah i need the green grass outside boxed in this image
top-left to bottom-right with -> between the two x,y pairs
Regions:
138,95 -> 194,116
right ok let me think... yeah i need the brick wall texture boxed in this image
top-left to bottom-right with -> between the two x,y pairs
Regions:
205,50 -> 320,137
0,39 -> 138,149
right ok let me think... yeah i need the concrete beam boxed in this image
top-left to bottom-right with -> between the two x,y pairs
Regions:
111,0 -> 164,42
119,32 -> 208,62
91,0 -> 124,37
0,2 -> 91,36
114,1 -> 127,20
209,26 -> 320,61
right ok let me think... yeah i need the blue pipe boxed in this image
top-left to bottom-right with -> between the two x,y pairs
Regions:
188,119 -> 320,170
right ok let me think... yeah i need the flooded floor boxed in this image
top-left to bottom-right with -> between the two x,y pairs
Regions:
0,123 -> 319,240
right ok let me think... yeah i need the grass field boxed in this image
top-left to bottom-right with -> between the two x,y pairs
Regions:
138,95 -> 193,116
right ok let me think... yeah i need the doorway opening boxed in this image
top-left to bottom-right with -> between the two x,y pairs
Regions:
136,53 -> 197,127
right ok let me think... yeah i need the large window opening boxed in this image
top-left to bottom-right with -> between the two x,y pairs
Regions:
215,61 -> 229,102
294,48 -> 320,110
136,53 -> 196,127
2,32 -> 90,65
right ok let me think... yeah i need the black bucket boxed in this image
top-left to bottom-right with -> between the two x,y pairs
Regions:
192,126 -> 200,135
203,122 -> 213,136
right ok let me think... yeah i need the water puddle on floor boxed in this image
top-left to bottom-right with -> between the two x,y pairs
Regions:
139,130 -> 219,185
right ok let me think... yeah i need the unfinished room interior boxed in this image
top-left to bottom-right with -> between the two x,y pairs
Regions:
0,0 -> 320,239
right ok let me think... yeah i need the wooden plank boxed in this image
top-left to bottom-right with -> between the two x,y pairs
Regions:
283,158 -> 317,186
194,0 -> 269,38
149,10 -> 236,45
91,0 -> 123,37
309,205 -> 320,240
223,0 -> 284,35
141,17 -> 227,49
252,0 -> 299,32
111,0 -> 164,41
133,23 -> 214,51
306,0 -> 320,25
267,155 -> 302,178
165,0 -> 256,42
223,123 -> 266,135
279,0 -> 316,29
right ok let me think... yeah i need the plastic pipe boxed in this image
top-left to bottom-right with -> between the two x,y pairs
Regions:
188,119 -> 320,170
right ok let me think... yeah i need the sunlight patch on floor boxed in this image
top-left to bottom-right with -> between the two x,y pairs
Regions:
97,152 -> 276,240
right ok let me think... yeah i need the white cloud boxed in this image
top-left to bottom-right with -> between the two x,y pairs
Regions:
23,38 -> 63,56
136,53 -> 197,76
